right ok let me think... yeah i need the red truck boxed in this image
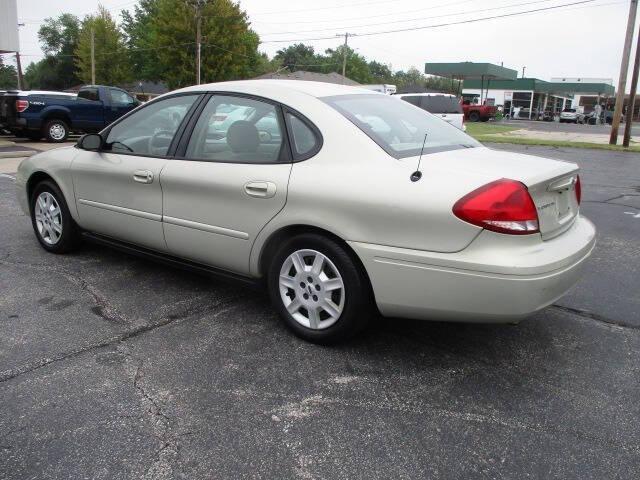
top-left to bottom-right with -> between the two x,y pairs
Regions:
461,94 -> 497,122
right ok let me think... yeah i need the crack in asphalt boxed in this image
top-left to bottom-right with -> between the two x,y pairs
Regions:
0,257 -> 129,325
0,295 -> 244,383
550,304 -> 639,331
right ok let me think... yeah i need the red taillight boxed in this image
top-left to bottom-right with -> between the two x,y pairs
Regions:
575,175 -> 581,205
15,99 -> 29,113
453,179 -> 540,235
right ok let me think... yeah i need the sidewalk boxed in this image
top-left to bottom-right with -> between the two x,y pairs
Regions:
496,129 -> 636,145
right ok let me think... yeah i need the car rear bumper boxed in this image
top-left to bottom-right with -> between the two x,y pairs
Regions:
349,215 -> 596,322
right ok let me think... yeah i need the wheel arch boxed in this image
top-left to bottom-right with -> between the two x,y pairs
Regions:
41,107 -> 72,128
254,223 -> 376,301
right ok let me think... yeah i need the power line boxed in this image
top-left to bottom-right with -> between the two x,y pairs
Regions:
258,0 -> 569,37
250,0 -> 477,25
247,0 -> 407,17
258,0 -> 598,43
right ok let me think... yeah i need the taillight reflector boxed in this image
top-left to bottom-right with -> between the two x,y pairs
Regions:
453,179 -> 540,235
575,175 -> 581,205
15,99 -> 29,113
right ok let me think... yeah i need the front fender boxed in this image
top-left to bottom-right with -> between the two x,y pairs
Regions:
17,147 -> 81,221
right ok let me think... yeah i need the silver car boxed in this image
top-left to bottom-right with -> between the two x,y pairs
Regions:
16,80 -> 596,343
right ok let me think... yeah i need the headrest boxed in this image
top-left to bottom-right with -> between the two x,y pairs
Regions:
227,120 -> 259,153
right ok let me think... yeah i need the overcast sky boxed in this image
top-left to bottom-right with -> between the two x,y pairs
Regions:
10,0 -> 638,87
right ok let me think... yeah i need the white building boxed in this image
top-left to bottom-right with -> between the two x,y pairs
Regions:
0,0 -> 19,54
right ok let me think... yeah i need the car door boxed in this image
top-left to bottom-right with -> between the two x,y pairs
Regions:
160,94 -> 297,275
72,94 -> 201,252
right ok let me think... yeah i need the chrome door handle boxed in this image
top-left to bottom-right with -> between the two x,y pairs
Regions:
133,170 -> 153,184
244,181 -> 276,198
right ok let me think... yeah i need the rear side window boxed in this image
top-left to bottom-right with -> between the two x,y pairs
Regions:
286,112 -> 319,157
78,88 -> 99,101
185,95 -> 285,164
421,96 -> 463,114
400,96 -> 421,107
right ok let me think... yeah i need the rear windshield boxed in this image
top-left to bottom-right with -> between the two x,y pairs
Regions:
323,94 -> 479,159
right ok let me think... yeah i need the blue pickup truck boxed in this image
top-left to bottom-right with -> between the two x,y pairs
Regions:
0,85 -> 140,142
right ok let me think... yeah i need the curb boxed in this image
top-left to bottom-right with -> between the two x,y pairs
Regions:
0,150 -> 37,159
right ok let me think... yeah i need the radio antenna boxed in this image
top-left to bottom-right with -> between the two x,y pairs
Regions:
410,132 -> 428,182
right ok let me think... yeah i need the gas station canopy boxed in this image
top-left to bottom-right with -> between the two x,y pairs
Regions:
424,62 -> 518,81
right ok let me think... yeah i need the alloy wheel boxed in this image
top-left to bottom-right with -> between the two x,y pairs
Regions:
34,192 -> 63,245
278,249 -> 345,330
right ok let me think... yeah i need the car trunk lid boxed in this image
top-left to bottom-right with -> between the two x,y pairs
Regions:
422,146 -> 580,240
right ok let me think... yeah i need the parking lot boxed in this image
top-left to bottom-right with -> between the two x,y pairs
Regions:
0,142 -> 639,479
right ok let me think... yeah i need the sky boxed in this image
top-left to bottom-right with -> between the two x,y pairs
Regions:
7,0 -> 638,88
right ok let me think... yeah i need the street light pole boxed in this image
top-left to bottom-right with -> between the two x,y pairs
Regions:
90,28 -> 96,85
610,0 -> 638,145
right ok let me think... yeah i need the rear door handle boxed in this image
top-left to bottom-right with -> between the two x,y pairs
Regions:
244,181 -> 276,198
133,170 -> 153,184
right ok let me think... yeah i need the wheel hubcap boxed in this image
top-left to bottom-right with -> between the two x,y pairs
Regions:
49,123 -> 65,140
279,249 -> 345,330
34,192 -> 63,245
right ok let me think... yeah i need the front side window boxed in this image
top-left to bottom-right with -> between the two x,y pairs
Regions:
109,88 -> 135,106
105,94 -> 198,156
323,94 -> 479,158
185,95 -> 284,163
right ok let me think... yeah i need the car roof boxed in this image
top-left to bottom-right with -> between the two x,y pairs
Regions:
396,93 -> 457,97
176,79 -> 377,99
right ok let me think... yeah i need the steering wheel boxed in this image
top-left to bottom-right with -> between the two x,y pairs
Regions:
148,130 -> 175,156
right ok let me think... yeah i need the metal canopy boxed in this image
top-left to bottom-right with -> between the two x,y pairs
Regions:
424,62 -> 518,81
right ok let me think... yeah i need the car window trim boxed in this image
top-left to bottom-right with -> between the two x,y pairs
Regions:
173,91 -> 295,165
98,92 -> 206,160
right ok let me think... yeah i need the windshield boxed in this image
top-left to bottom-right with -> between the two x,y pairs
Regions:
323,94 -> 479,159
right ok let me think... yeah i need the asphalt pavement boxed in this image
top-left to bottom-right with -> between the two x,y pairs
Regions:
0,144 -> 639,479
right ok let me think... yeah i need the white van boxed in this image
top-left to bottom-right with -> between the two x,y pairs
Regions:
396,93 -> 465,130
361,84 -> 397,95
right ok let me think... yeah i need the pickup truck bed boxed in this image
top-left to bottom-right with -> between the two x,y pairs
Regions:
0,85 -> 140,142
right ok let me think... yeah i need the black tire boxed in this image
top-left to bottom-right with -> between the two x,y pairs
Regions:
43,119 -> 69,143
30,180 -> 81,253
468,111 -> 480,122
267,233 -> 372,344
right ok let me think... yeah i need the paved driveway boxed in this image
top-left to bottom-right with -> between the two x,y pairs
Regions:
0,145 -> 639,479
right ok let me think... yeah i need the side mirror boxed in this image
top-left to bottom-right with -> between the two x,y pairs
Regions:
77,133 -> 103,151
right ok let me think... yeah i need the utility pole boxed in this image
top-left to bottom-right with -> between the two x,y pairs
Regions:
336,32 -> 355,84
16,22 -> 26,90
522,66 -> 526,78
90,28 -> 96,85
610,0 -> 638,145
623,23 -> 640,147
196,7 -> 202,85
15,52 -> 25,90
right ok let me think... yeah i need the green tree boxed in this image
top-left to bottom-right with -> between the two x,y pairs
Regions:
24,13 -> 81,90
321,46 -> 372,84
0,57 -> 18,89
75,6 -> 131,85
368,60 -> 393,83
121,0 -> 162,80
149,0 -> 261,88
274,44 -> 321,72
